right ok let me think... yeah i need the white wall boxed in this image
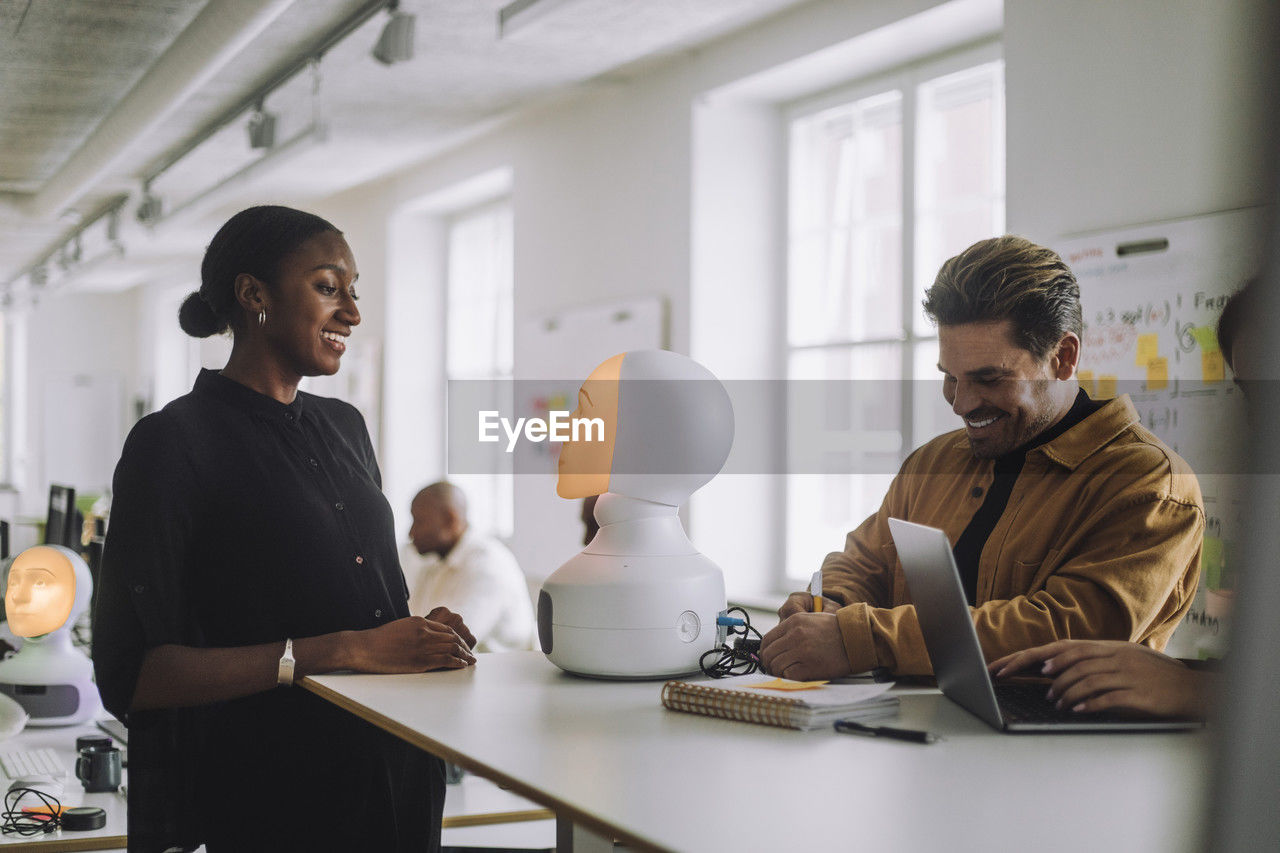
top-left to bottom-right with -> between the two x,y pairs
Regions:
19,289 -> 140,517
1004,0 -> 1276,242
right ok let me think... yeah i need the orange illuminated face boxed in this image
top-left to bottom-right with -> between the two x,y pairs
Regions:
6,546 -> 76,638
556,354 -> 623,498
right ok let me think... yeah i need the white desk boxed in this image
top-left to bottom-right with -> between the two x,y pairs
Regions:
303,651 -> 1210,853
0,724 -> 126,853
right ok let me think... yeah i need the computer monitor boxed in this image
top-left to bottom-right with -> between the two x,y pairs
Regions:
45,484 -> 78,549
0,520 -> 8,560
86,534 -> 105,630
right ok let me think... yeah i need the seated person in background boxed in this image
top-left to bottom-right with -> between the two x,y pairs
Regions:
581,494 -> 600,546
401,482 -> 536,652
761,235 -> 1205,680
988,277 -> 1266,717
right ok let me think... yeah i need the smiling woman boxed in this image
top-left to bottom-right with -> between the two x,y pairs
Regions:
92,206 -> 476,852
177,206 -> 362,399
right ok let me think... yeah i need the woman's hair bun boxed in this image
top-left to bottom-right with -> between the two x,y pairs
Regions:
178,291 -> 226,338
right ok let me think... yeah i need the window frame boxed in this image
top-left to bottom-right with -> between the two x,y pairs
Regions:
442,197 -> 515,538
778,40 -> 1004,587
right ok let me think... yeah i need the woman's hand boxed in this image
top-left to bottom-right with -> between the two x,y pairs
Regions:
350,617 -> 477,673
989,639 -> 1212,718
425,606 -> 477,649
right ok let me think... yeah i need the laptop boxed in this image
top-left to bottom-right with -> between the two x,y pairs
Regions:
887,518 -> 1202,733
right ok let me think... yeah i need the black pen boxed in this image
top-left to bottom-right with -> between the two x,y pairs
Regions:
834,719 -> 938,744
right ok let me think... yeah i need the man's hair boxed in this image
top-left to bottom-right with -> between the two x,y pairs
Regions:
1217,278 -> 1261,371
414,481 -> 468,519
922,235 -> 1083,360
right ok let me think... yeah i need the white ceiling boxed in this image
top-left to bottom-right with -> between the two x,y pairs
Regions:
0,0 -> 815,299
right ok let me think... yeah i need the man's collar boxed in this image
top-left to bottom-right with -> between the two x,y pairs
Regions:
1034,395 -> 1140,470
441,526 -> 474,568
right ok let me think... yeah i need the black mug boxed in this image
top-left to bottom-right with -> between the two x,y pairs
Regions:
75,735 -> 122,793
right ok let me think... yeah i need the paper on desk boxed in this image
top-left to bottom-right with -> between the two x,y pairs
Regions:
750,678 -> 828,691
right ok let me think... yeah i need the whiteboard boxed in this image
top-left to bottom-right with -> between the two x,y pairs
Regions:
1056,207 -> 1269,658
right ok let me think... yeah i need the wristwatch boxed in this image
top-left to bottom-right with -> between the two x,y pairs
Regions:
277,638 -> 296,686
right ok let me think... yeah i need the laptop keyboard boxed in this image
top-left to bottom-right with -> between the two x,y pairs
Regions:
995,682 -> 1134,724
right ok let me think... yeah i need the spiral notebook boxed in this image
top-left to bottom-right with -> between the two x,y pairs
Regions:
661,675 -> 897,731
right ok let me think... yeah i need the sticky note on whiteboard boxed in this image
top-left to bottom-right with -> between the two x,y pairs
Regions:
1097,375 -> 1118,398
1191,326 -> 1220,354
1202,350 -> 1225,383
1078,370 -> 1097,398
1146,357 -> 1169,391
1135,333 -> 1159,366
1202,536 -> 1225,589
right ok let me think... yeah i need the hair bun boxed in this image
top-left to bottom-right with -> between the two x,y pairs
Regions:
178,291 -> 226,338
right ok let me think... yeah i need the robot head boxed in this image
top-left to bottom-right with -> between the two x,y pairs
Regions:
5,546 -> 91,639
556,350 -> 734,506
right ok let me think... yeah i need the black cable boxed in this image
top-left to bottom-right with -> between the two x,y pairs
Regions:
698,607 -> 764,678
2,787 -> 63,836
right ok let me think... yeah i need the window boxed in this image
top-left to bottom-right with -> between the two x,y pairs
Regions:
783,50 -> 1004,583
445,201 -> 514,537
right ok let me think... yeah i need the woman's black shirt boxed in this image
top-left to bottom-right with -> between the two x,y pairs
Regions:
92,369 -> 443,852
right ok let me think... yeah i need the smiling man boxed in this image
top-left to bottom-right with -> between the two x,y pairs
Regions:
760,235 -> 1205,680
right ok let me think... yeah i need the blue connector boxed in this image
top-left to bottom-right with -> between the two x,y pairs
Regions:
714,610 -> 745,648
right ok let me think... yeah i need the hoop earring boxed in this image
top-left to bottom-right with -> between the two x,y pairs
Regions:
258,309 -> 266,327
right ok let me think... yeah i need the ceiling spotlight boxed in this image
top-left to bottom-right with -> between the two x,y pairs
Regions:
136,187 -> 163,227
247,102 -> 277,149
57,236 -> 83,270
372,1 -> 415,65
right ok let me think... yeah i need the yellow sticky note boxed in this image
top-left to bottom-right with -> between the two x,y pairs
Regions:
1078,370 -> 1097,398
1097,375 -> 1118,399
1146,357 -> 1168,391
1201,536 -> 1225,589
748,678 -> 829,692
1191,326 -> 1220,354
1203,350 -> 1225,383
1135,333 -> 1159,366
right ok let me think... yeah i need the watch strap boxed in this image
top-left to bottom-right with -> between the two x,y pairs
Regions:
277,638 -> 296,686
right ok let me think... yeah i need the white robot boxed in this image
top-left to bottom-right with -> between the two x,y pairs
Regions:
0,545 -> 101,725
539,350 -> 734,678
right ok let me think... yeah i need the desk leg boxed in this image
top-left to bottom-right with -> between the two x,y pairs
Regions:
556,814 -> 614,852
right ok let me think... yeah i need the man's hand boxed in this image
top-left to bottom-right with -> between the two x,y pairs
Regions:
777,591 -> 841,620
426,606 -> 477,649
989,640 -> 1211,718
759,612 -> 853,681
350,617 -> 477,673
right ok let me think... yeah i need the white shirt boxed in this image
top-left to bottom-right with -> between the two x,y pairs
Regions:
399,528 -> 536,653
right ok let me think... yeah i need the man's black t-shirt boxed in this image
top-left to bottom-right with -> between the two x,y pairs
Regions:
952,388 -> 1104,604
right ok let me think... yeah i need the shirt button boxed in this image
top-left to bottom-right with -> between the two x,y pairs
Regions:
355,555 -> 364,565
374,609 -> 382,619
334,501 -> 345,511
971,486 -> 984,498
284,411 -> 294,421
133,584 -> 146,594
308,457 -> 319,467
